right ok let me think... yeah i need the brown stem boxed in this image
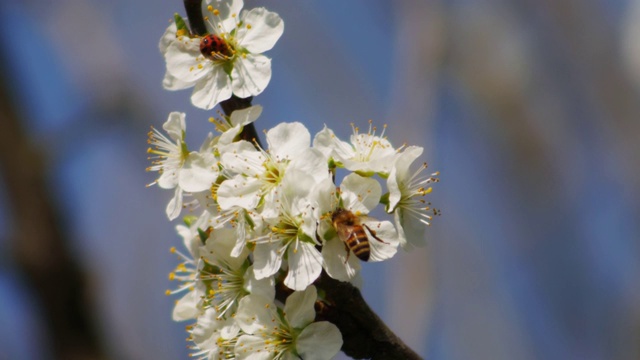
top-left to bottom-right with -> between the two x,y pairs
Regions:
183,0 -> 207,36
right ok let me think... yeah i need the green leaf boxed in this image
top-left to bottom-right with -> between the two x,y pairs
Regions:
173,13 -> 189,35
183,215 -> 198,227
197,227 -> 211,244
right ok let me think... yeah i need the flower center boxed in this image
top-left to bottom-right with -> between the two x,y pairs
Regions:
199,34 -> 233,61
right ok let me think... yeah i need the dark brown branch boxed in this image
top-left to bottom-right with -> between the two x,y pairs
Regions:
183,0 -> 207,36
277,272 -> 422,360
0,54 -> 106,359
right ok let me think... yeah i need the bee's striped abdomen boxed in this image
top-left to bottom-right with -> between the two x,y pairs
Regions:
346,230 -> 370,261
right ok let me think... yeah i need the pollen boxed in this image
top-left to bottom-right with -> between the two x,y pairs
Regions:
247,24 -> 252,29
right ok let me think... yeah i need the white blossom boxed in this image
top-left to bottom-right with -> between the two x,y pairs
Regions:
147,112 -> 219,220
162,0 -> 284,109
234,286 -> 342,360
313,122 -> 398,175
387,146 -> 440,249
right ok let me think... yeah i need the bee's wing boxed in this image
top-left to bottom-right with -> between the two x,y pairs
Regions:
335,224 -> 356,243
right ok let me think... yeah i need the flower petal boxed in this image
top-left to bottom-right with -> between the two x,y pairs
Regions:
217,176 -> 262,210
243,265 -> 275,301
234,335 -> 273,360
166,187 -> 183,220
172,290 -> 199,321
237,7 -> 284,53
363,220 -> 399,262
235,294 -> 276,334
163,111 -> 186,140
283,242 -> 322,291
252,242 -> 283,280
266,122 -> 310,161
179,152 -> 218,192
296,322 -> 343,360
165,38 -> 211,83
284,285 -> 317,329
203,0 -> 244,35
229,105 -> 263,127
231,54 -> 271,98
321,237 -> 360,282
162,71 -> 195,90
340,173 -> 382,214
191,67 -> 233,110
288,148 -> 330,184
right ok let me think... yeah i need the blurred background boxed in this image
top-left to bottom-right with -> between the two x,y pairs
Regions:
1,0 -> 639,359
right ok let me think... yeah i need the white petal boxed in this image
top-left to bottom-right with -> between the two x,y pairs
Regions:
284,285 -> 317,329
243,265 -> 275,301
363,220 -> 399,262
296,322 -> 343,360
340,174 -> 382,214
157,168 -> 179,189
165,39 -> 211,82
231,54 -> 271,98
159,22 -> 177,54
288,148 -> 330,184
166,187 -> 183,220
163,112 -> 186,140
191,307 -> 225,348
204,228 -> 249,269
321,237 -> 360,282
313,126 -> 353,161
234,335 -> 273,360
179,152 -> 218,192
229,105 -> 263,127
191,68 -> 233,110
267,122 -> 310,161
235,294 -> 276,334
237,7 -> 284,53
388,146 -> 423,210
220,148 -> 264,176
252,242 -> 283,280
203,0 -> 244,35
217,176 -> 261,210
310,178 -> 338,218
172,290 -> 200,321
397,209 -> 427,250
284,242 -> 323,291
163,71 -> 195,90
218,124 -> 242,145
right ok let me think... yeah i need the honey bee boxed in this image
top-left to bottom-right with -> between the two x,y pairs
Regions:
331,208 -> 388,262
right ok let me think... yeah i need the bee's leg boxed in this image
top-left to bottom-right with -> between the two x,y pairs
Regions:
343,241 -> 351,263
364,224 -> 389,244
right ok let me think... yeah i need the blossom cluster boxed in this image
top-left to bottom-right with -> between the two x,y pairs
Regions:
149,0 -> 439,359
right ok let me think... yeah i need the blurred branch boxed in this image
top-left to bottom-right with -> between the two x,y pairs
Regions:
0,56 -> 106,360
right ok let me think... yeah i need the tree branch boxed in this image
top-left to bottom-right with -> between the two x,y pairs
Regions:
0,50 -> 106,360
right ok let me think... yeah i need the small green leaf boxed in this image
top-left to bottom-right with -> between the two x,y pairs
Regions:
222,61 -> 234,77
173,13 -> 189,35
197,227 -> 211,244
379,192 -> 390,207
183,215 -> 198,227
